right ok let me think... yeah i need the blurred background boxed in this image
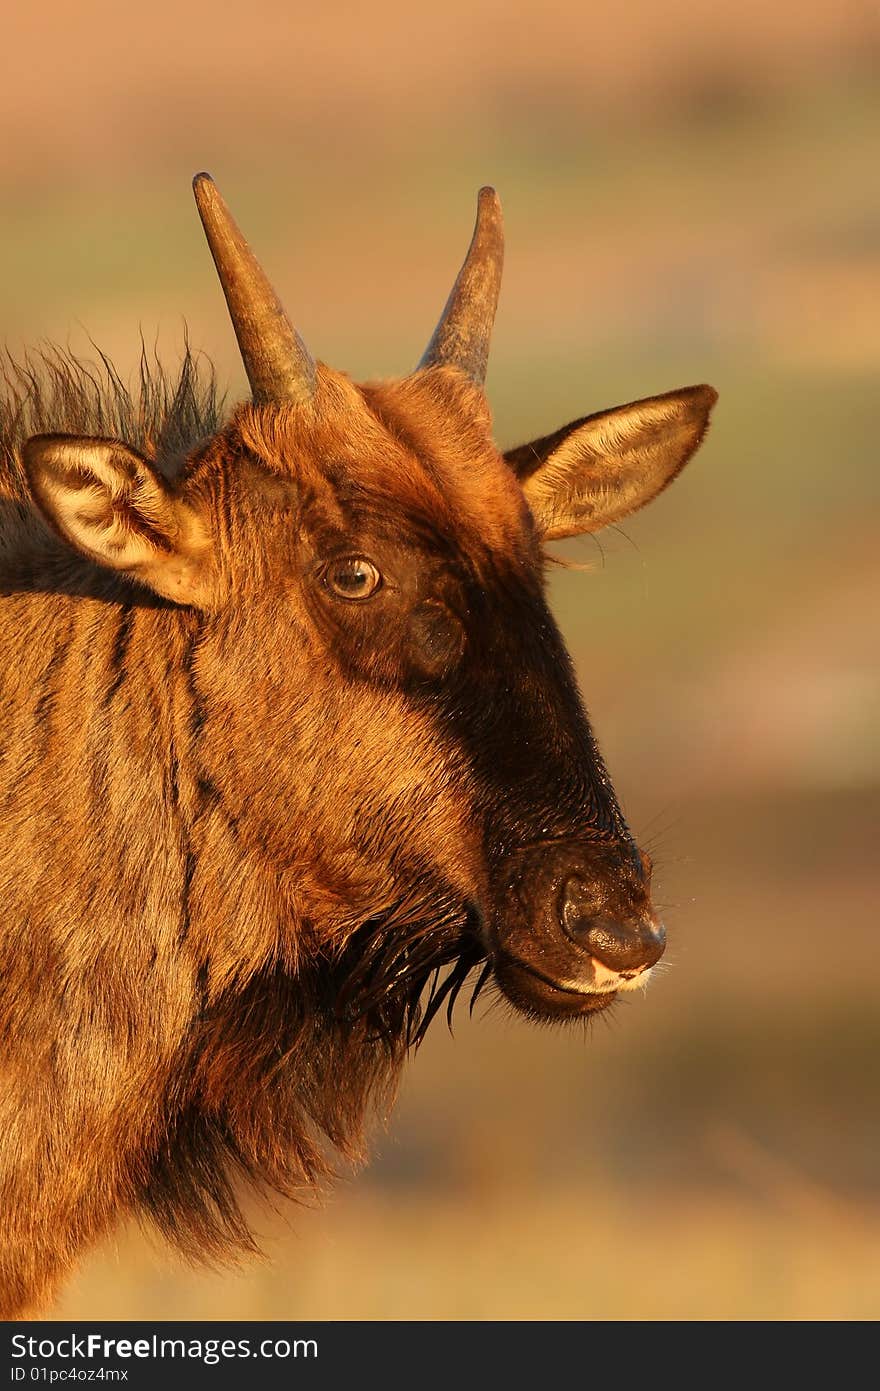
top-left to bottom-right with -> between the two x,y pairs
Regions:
4,0 -> 878,1320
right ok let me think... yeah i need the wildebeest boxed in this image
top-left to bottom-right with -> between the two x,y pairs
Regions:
0,175 -> 716,1316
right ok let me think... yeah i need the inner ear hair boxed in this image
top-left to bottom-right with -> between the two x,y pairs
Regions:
22,434 -> 214,604
506,385 -> 718,540
505,419 -> 585,483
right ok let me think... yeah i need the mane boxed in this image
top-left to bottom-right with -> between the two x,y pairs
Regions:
0,342 -> 225,481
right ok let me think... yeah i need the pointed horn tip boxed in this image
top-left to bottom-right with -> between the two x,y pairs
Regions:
192,173 -> 223,220
474,188 -> 503,249
477,186 -> 502,217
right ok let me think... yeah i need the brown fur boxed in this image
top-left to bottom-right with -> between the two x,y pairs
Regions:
0,354 -> 494,1314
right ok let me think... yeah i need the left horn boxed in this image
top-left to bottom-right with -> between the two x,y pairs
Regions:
418,186 -> 504,386
192,173 -> 316,405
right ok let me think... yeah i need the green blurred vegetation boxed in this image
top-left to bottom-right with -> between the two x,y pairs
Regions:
3,0 -> 877,1322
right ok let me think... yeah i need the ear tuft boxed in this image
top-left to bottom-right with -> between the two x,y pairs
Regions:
507,385 -> 717,540
22,434 -> 215,605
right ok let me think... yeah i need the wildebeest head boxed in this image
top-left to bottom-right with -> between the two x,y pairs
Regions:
21,177 -> 716,1040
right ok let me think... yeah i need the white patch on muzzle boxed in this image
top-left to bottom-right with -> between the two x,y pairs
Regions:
557,958 -> 655,995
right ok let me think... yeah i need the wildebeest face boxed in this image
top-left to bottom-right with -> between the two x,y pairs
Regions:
24,360 -> 714,1025
20,179 -> 717,1030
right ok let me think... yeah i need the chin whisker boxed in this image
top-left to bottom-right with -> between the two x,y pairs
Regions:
329,894 -> 486,1051
469,959 -> 494,1017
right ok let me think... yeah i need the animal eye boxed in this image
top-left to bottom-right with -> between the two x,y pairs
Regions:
325,555 -> 382,601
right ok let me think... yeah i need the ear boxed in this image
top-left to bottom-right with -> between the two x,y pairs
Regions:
21,435 -> 216,605
505,385 -> 717,540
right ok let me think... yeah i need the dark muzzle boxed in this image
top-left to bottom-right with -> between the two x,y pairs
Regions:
560,873 -> 666,974
489,839 -> 665,1019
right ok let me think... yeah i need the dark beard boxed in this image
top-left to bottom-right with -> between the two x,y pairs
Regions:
135,892 -> 488,1262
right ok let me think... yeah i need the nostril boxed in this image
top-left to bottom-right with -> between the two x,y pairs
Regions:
560,876 -> 666,972
560,875 -> 602,939
584,917 -> 666,972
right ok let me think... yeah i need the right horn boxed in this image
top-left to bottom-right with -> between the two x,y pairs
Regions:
417,187 -> 504,387
192,173 -> 317,406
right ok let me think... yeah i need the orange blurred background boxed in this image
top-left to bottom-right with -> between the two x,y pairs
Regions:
3,0 -> 878,1319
